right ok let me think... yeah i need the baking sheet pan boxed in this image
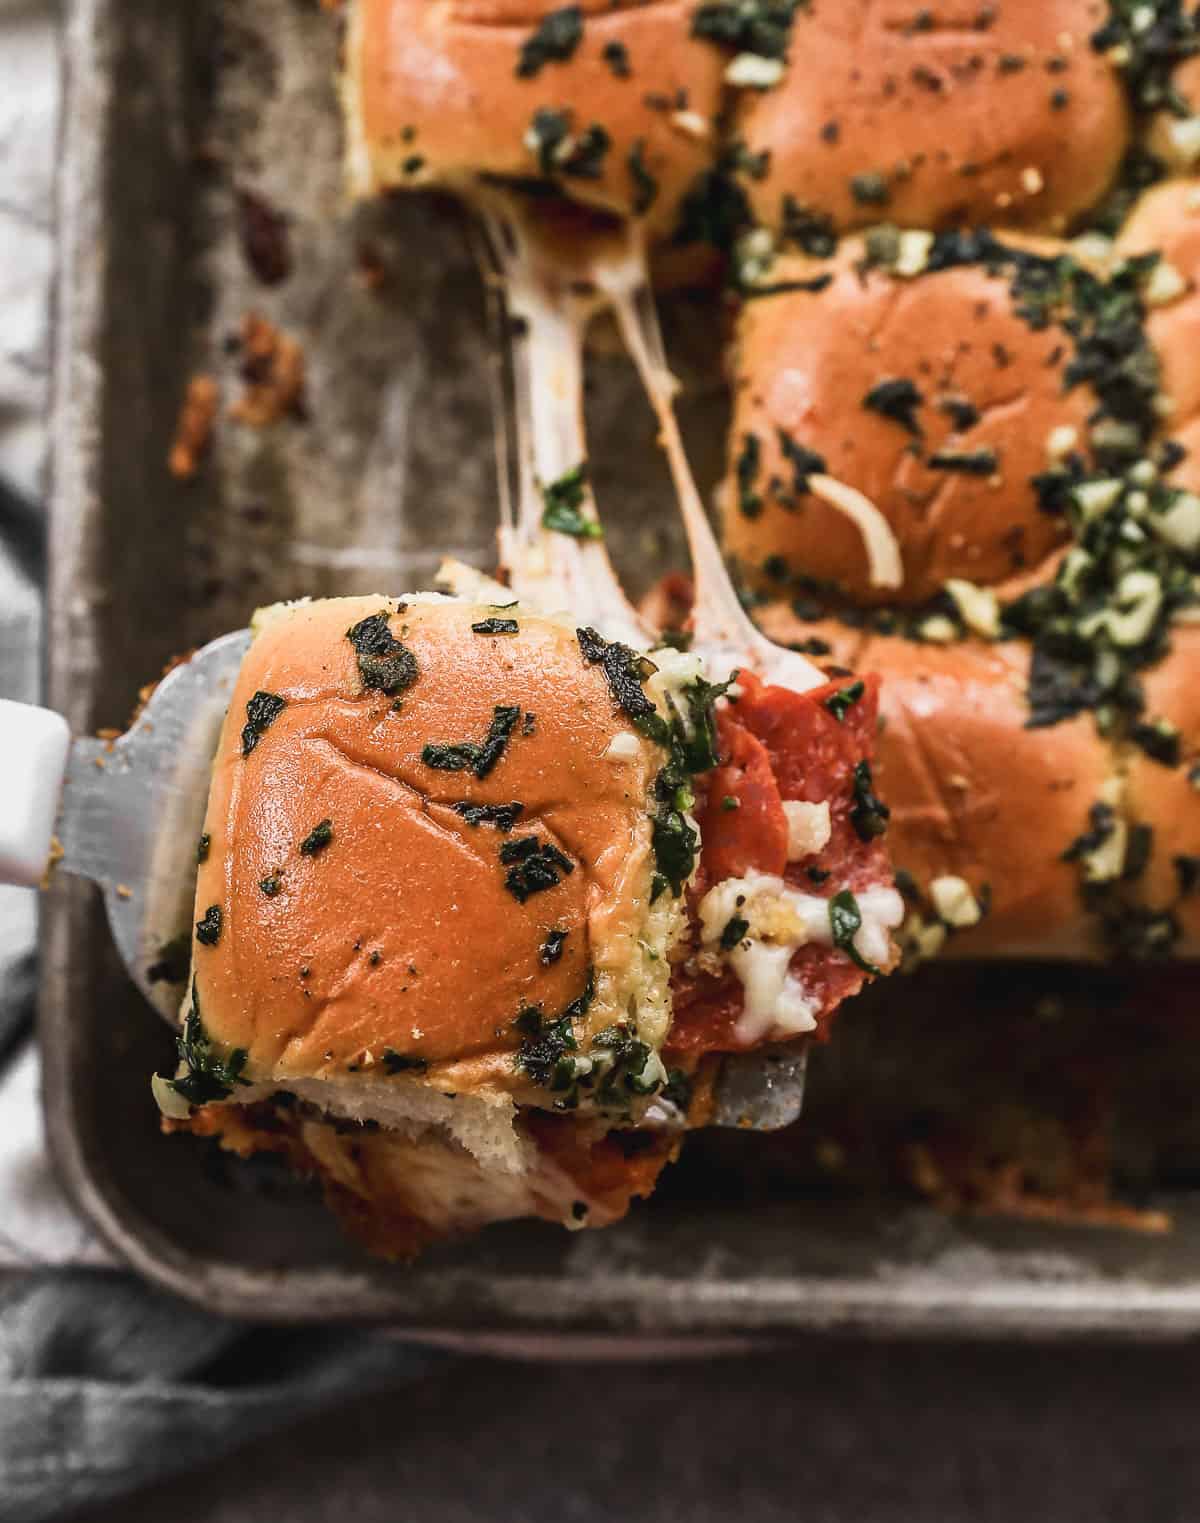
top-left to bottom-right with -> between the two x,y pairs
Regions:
42,0 -> 1200,1336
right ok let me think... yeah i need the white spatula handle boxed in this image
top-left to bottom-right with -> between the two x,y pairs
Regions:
0,699 -> 71,888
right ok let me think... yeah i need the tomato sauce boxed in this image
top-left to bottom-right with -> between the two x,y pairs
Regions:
667,668 -> 893,1059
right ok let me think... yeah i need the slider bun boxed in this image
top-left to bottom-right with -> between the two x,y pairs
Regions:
753,606 -> 1112,957
736,0 -> 1129,236
723,239 -> 1093,604
1123,626 -> 1200,945
190,595 -> 663,1103
343,0 -> 724,236
1117,180 -> 1200,432
834,633 -> 1110,959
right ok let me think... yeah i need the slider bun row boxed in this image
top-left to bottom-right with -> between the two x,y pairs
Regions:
344,2 -> 1199,250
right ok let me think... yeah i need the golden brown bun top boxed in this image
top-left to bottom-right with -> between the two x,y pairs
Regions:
723,238 -> 1094,605
344,0 -> 724,236
1117,180 -> 1200,444
191,596 -> 662,1090
753,607 -> 1112,957
735,0 -> 1129,238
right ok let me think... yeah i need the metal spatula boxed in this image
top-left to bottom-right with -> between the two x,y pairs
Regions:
0,629 -> 250,1021
0,627 -> 804,1129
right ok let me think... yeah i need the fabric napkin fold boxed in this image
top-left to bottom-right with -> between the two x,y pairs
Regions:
0,1272 -> 440,1523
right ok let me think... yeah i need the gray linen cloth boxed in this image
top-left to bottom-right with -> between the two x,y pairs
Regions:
0,8 -> 443,1521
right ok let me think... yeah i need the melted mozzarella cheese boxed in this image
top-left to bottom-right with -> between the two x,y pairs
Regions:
698,871 -> 905,1043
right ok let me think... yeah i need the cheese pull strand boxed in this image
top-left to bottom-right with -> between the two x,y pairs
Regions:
474,199 -> 649,648
593,251 -> 827,695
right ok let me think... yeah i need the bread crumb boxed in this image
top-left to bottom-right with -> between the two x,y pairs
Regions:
229,313 -> 307,429
168,375 -> 219,480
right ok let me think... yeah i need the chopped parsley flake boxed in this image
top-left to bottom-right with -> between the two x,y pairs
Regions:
590,1024 -> 662,1098
720,914 -> 750,950
197,833 -> 211,865
1124,823 -> 1154,882
542,464 -> 603,538
423,705 -> 522,780
850,760 -> 891,842
472,618 -> 520,635
513,969 -> 594,1091
540,928 -> 569,965
299,819 -> 333,857
1091,1 -> 1200,116
863,378 -> 924,437
259,874 -> 283,897
673,163 -> 755,256
824,680 -> 864,721
736,432 -> 763,518
779,195 -> 837,257
164,983 -> 250,1107
1062,802 -> 1118,864
1102,904 -> 1179,959
1130,718 -> 1181,766
241,691 -> 286,757
637,671 -> 736,897
603,39 -> 631,77
194,905 -> 222,946
503,838 -> 576,903
850,171 -> 890,206
527,108 -> 610,180
577,626 -> 657,720
346,611 -> 419,697
691,1 -> 805,61
778,430 -> 827,496
939,395 -> 981,431
829,889 -> 880,975
516,977 -> 663,1110
649,808 -> 699,899
928,447 -> 999,475
1175,855 -> 1200,897
453,801 -> 524,832
516,7 -> 584,77
628,140 -> 659,215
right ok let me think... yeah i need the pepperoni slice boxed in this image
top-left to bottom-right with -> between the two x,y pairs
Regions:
668,668 -> 893,1059
696,711 -> 788,881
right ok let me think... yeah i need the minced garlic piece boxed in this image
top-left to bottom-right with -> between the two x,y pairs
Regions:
782,800 -> 832,861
